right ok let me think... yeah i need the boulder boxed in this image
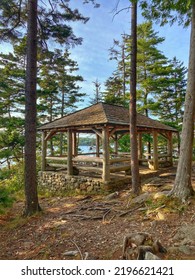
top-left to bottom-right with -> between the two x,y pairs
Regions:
173,224 -> 195,245
145,251 -> 160,260
131,192 -> 151,204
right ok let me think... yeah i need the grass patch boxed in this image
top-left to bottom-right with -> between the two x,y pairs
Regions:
144,195 -> 187,215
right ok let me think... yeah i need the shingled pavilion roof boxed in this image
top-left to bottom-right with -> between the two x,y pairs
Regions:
38,102 -> 177,133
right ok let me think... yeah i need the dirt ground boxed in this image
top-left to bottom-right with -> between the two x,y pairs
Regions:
0,166 -> 195,260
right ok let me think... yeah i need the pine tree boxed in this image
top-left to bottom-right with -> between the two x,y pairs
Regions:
0,42 -> 26,167
140,0 -> 195,200
126,21 -> 169,117
38,48 -> 84,155
0,0 -> 98,214
104,37 -> 129,106
104,74 -> 127,105
51,49 -> 84,116
136,22 -> 168,116
157,57 -> 187,128
90,79 -> 102,104
104,21 -> 170,114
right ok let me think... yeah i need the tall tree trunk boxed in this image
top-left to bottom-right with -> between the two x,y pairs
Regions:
49,97 -> 54,155
60,89 -> 65,156
129,1 -> 141,195
122,43 -> 126,99
171,3 -> 195,200
24,0 -> 40,215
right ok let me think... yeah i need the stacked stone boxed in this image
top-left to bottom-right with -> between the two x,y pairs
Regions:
38,171 -> 103,194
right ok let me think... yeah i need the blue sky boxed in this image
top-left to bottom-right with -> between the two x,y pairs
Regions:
68,0 -> 190,108
0,0 -> 190,109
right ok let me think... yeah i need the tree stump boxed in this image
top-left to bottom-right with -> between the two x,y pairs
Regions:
122,232 -> 167,260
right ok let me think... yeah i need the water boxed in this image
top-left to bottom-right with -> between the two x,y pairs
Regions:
78,145 -> 96,154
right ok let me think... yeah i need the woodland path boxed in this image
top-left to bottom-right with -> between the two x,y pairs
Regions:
0,166 -> 195,260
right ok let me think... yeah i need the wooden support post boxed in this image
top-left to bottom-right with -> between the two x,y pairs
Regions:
153,131 -> 159,170
60,132 -> 63,156
72,131 -> 77,156
67,129 -> 73,175
167,132 -> 173,166
102,126 -> 110,182
42,131 -> 47,171
96,134 -> 100,157
114,134 -> 118,155
138,132 -> 142,160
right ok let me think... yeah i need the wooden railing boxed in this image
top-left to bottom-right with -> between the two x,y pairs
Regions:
45,154 -> 131,175
45,156 -> 68,169
110,155 -> 131,174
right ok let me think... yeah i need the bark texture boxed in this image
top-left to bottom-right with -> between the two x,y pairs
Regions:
129,1 -> 141,195
24,0 -> 40,215
171,3 -> 195,200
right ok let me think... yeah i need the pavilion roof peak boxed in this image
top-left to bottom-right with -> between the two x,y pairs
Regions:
38,102 -> 177,133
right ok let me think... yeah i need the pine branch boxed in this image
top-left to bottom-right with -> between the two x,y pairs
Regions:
0,0 -> 23,41
112,7 -> 130,21
37,15 -> 48,50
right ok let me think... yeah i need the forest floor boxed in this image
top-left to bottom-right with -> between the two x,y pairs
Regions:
0,165 -> 195,260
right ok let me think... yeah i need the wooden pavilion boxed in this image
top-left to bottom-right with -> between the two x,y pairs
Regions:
38,103 -> 177,183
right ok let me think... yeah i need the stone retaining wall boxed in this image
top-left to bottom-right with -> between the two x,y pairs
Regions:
38,171 -> 104,194
38,171 -> 130,194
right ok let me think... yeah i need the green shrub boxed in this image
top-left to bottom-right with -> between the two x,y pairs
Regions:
0,156 -> 42,212
0,168 -> 13,180
0,163 -> 24,212
0,187 -> 15,213
1,163 -> 24,193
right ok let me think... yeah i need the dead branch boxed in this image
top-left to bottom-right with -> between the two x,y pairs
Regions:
78,205 -> 110,211
69,239 -> 83,260
112,7 -> 130,21
76,195 -> 92,202
86,207 -> 111,212
67,214 -> 92,219
62,209 -> 78,215
48,0 -> 55,13
118,205 -> 144,217
102,209 -> 111,222
111,0 -> 120,14
66,214 -> 103,220
109,215 -> 116,222
84,252 -> 89,260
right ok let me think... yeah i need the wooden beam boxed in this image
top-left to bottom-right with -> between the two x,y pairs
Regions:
44,130 -> 57,141
110,157 -> 130,163
109,127 -> 117,137
153,131 -> 159,170
42,131 -> 47,171
102,126 -> 110,182
118,132 -> 129,139
159,132 -> 169,139
47,163 -> 67,169
46,156 -> 67,161
110,164 -> 131,173
67,129 -> 73,175
91,127 -> 102,138
77,165 -> 102,173
73,155 -> 103,163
